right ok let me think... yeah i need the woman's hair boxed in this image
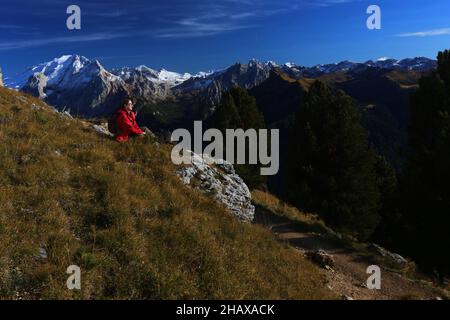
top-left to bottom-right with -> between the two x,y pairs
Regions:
121,98 -> 134,108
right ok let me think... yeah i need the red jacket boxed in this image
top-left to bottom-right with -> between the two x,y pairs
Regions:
115,108 -> 144,142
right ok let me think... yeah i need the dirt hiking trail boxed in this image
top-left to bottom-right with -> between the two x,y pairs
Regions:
254,206 -> 445,300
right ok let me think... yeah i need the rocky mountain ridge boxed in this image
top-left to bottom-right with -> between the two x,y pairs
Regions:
4,55 -> 437,118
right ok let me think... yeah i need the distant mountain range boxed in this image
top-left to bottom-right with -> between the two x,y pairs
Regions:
4,54 -> 437,117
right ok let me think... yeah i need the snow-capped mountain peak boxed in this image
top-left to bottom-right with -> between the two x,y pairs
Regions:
284,62 -> 297,68
5,54 -> 96,89
157,69 -> 192,86
193,70 -> 215,79
113,65 -> 197,87
112,64 -> 217,89
265,61 -> 278,68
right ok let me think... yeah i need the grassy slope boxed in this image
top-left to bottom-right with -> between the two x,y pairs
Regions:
0,87 -> 334,300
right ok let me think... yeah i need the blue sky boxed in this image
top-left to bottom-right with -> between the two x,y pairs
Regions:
1,0 -> 450,77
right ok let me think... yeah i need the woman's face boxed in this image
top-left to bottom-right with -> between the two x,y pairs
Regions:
124,100 -> 134,112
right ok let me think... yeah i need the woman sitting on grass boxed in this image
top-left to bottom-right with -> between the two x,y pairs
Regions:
113,98 -> 146,142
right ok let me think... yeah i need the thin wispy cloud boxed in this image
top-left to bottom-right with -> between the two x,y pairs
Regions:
152,0 -> 303,38
0,32 -> 129,51
308,0 -> 362,7
0,24 -> 26,30
153,9 -> 258,39
154,23 -> 256,39
151,0 -> 361,38
397,28 -> 450,37
88,9 -> 128,18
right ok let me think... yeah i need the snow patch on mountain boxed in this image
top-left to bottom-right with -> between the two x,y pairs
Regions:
113,65 -> 215,88
157,69 -> 192,86
6,55 -> 87,89
5,54 -> 124,90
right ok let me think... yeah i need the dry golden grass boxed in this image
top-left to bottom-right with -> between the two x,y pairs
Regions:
251,190 -> 334,235
385,70 -> 422,88
273,70 -> 316,90
0,87 -> 335,300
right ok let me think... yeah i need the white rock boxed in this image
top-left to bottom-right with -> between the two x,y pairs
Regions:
92,124 -> 114,137
369,243 -> 408,266
176,150 -> 255,222
38,247 -> 47,259
58,110 -> 73,119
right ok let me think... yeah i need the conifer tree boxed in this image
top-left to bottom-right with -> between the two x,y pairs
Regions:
288,81 -> 381,239
371,156 -> 401,246
212,86 -> 267,188
401,50 -> 450,277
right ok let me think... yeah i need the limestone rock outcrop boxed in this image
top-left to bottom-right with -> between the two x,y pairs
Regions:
177,151 -> 255,222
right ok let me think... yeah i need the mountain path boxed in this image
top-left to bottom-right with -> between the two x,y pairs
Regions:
254,206 -> 441,300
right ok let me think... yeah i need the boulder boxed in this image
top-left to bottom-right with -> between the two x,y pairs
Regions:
92,124 -> 114,137
306,249 -> 335,269
369,243 -> 408,266
176,151 -> 255,222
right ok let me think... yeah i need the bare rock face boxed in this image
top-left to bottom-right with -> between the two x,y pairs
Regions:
175,60 -> 275,107
22,72 -> 48,99
112,66 -> 175,102
176,151 -> 255,222
42,60 -> 130,117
